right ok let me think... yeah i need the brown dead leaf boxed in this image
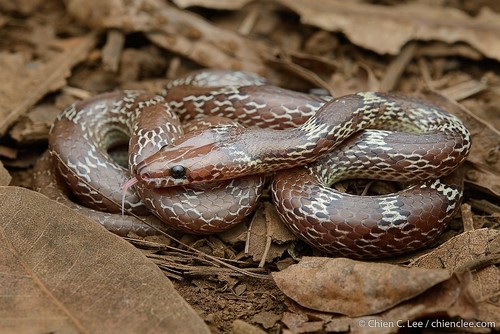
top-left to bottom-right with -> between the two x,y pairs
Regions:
0,161 -> 10,186
247,205 -> 295,266
411,228 -> 500,325
472,265 -> 500,324
218,220 -> 249,245
464,163 -> 500,198
0,186 -> 210,333
0,34 -> 96,136
232,319 -> 268,334
65,0 -> 270,74
9,104 -> 60,143
272,257 -> 451,317
282,311 -> 333,333
251,311 -> 281,329
283,274 -> 476,334
410,228 -> 499,272
263,202 -> 297,243
276,0 -> 500,61
375,274 -> 477,332
417,42 -> 483,60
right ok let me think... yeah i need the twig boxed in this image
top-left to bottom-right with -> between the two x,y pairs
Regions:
238,7 -> 260,35
439,79 -> 488,101
102,29 -> 125,73
460,203 -> 474,232
379,41 -> 418,92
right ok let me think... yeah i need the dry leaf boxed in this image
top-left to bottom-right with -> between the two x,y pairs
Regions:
417,42 -> 483,60
65,0 -> 270,74
247,205 -> 294,265
0,186 -> 210,333
0,161 -> 10,186
411,228 -> 500,325
8,104 -> 60,143
272,257 -> 451,317
251,311 -> 281,329
218,220 -> 249,244
263,202 -> 297,243
232,319 -> 268,334
283,275 -> 476,334
473,265 -> 500,324
410,228 -> 499,271
276,0 -> 500,61
0,35 -> 96,136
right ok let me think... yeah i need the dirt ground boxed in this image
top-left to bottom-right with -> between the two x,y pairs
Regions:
0,0 -> 499,333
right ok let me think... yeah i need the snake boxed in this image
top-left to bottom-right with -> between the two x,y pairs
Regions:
35,70 -> 471,258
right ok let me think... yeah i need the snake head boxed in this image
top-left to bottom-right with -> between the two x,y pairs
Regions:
134,126 -> 243,188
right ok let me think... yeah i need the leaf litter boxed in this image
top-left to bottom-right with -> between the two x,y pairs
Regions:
0,0 -> 498,333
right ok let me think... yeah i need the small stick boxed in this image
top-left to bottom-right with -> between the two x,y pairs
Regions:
102,29 -> 125,73
461,203 -> 474,232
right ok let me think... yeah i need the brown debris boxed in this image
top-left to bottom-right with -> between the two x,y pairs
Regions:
0,186 -> 210,333
173,0 -> 253,10
410,228 -> 499,272
232,319 -> 267,334
282,274 -> 476,334
8,104 -> 60,143
461,203 -> 475,232
410,228 -> 500,326
272,257 -> 455,317
0,34 -> 97,136
251,311 -> 281,329
0,1 -> 498,332
66,0 -> 271,74
379,42 -> 418,92
246,204 -> 296,267
276,0 -> 500,61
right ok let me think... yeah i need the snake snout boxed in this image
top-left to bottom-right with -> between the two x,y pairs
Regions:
139,171 -> 152,181
134,161 -> 153,183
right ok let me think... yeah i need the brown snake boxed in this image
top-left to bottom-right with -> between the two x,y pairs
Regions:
34,70 -> 471,258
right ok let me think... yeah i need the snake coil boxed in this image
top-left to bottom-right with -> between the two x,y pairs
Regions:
34,70 -> 471,258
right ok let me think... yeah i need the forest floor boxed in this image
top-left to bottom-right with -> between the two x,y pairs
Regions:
0,0 -> 499,333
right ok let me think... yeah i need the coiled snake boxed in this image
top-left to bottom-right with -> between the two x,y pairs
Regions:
33,70 -> 471,258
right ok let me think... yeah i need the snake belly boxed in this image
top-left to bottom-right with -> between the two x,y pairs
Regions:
44,70 -> 471,258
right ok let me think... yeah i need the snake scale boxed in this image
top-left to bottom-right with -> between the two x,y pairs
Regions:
33,70 -> 471,258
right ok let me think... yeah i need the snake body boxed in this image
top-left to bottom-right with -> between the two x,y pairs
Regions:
38,70 -> 471,258
46,87 -> 265,234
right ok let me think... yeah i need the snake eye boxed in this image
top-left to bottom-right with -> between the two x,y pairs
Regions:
170,165 -> 186,179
